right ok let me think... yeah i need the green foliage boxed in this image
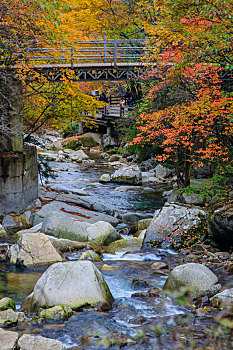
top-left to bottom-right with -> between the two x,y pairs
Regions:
61,124 -> 79,138
80,137 -> 98,148
177,172 -> 229,202
62,140 -> 79,150
38,155 -> 52,182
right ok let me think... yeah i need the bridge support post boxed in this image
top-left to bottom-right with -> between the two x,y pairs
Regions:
78,120 -> 84,135
107,124 -> 112,136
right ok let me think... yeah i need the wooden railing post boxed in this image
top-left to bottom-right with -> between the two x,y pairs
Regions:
104,37 -> 107,63
62,46 -> 65,64
114,38 -> 117,66
71,47 -> 74,69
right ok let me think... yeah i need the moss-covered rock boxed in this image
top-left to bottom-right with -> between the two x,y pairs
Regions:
39,305 -> 73,321
0,298 -> 15,311
108,237 -> 143,252
79,250 -> 102,262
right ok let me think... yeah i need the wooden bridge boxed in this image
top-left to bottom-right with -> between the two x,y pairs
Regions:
6,38 -> 152,81
80,104 -> 133,135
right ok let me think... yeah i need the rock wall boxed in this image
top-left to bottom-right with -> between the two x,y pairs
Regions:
0,146 -> 38,215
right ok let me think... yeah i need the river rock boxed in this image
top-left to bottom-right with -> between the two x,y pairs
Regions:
151,262 -> 168,269
0,298 -> 15,311
138,229 -> 146,240
102,134 -> 117,148
131,218 -> 152,234
47,236 -> 87,252
49,183 -> 88,196
108,237 -> 143,252
0,328 -> 19,350
39,305 -> 73,321
140,158 -> 157,171
163,263 -> 221,299
182,192 -> 204,206
122,212 -> 153,224
210,288 -> 233,308
111,165 -> 142,185
155,164 -> 173,178
109,154 -> 121,162
65,149 -> 89,162
31,200 -> 119,227
86,221 -> 122,246
41,211 -> 89,241
38,152 -> 57,161
18,334 -> 66,350
101,264 -> 120,271
143,203 -> 206,248
52,139 -> 63,150
14,223 -> 43,240
0,309 -> 20,326
9,232 -> 62,267
208,204 -> 233,244
24,261 -> 113,312
99,174 -> 111,183
0,224 -> 7,237
79,250 -> 102,262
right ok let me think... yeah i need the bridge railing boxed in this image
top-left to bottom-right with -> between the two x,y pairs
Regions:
1,38 -> 148,66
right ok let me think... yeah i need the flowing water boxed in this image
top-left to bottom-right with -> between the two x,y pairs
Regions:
0,153 -> 221,349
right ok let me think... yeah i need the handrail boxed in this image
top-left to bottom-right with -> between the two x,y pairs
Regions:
0,38 -> 149,67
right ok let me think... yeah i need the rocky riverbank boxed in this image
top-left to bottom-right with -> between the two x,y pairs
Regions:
0,131 -> 232,349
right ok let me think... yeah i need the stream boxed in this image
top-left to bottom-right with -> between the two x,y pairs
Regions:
0,152 -> 229,349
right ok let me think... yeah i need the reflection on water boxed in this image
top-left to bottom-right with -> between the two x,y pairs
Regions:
0,270 -> 42,304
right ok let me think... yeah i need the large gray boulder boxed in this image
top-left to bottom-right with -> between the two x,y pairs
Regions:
18,334 -> 66,350
9,232 -> 62,267
0,328 -> 19,350
64,149 -> 89,162
23,261 -> 113,312
155,164 -> 173,178
41,211 -> 89,241
143,203 -> 206,248
163,263 -> 221,299
208,204 -> 233,244
111,165 -> 142,185
86,221 -> 122,246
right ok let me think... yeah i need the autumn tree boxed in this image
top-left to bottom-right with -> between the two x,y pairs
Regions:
131,0 -> 233,187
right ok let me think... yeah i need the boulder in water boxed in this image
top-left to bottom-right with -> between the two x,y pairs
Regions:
143,203 -> 206,248
9,232 -> 62,267
79,250 -> 102,262
18,334 -> 66,350
99,174 -> 111,183
163,263 -> 221,298
23,260 -> 113,312
41,211 -> 89,241
111,165 -> 142,185
0,298 -> 15,311
0,328 -> 19,350
86,221 -> 122,246
108,237 -> 143,252
38,305 -> 73,321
